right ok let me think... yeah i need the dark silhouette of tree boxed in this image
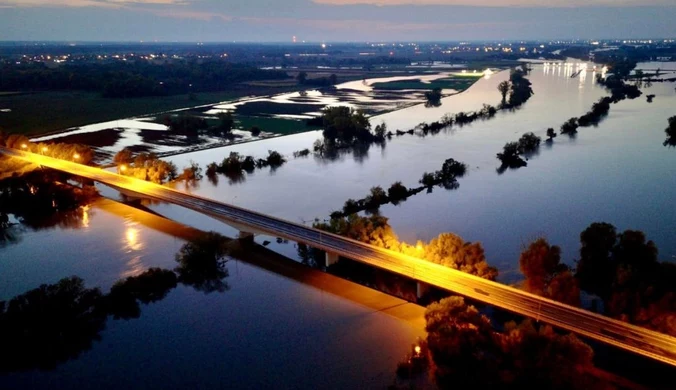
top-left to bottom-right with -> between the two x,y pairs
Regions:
321,106 -> 372,147
575,222 -> 675,335
250,126 -> 262,137
296,71 -> 308,84
104,268 -> 178,320
496,142 -> 526,169
664,115 -> 676,147
520,238 -> 580,306
387,181 -> 409,204
424,88 -> 443,107
517,132 -> 541,154
560,117 -> 579,136
0,277 -> 107,373
546,128 -> 557,141
213,112 -> 235,137
364,186 -> 388,211
174,232 -> 231,294
498,80 -> 511,105
425,296 -> 597,390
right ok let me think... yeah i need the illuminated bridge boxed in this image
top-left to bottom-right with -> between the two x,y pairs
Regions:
3,146 -> 676,367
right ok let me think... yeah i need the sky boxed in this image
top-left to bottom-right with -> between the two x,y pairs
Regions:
0,0 -> 674,42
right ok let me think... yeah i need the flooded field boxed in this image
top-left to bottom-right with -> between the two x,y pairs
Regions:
160,61 -> 676,283
31,71 -> 485,163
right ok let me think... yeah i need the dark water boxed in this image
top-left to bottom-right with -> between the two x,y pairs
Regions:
0,200 -> 423,389
165,62 -> 676,282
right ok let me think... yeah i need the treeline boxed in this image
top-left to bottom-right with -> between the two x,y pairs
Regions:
0,170 -> 97,236
312,214 -> 498,280
0,131 -> 95,165
204,150 -> 286,183
0,232 -> 231,373
330,158 -> 468,219
309,66 -> 533,156
406,296 -> 601,389
495,61 -> 642,172
496,132 -> 541,169
664,115 -> 676,147
519,222 -> 676,337
113,148 -> 202,184
0,61 -> 288,98
499,67 -> 535,109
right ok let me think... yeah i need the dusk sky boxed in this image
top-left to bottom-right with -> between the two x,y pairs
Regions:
1,0 -> 675,42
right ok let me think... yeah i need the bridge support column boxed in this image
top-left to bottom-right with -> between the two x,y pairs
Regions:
416,281 -> 431,299
325,252 -> 339,268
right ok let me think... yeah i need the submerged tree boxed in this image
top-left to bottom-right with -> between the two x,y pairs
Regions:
520,238 -> 580,306
498,80 -> 511,105
664,115 -> 676,147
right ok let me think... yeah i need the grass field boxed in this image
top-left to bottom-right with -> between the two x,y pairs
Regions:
0,85 -> 307,137
371,76 -> 480,91
235,116 -> 320,135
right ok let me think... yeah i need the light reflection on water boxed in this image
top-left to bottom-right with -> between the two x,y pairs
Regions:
0,199 -> 424,389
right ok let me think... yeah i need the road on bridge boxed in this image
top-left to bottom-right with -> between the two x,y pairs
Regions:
3,146 -> 675,367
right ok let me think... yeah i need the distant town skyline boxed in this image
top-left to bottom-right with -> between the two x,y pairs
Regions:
1,0 -> 675,42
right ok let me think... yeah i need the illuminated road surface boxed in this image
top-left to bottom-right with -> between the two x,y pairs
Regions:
3,147 -> 675,367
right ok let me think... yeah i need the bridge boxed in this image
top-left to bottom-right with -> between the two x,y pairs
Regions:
3,146 -> 676,367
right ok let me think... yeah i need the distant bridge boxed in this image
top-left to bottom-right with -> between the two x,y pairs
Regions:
2,146 -> 675,368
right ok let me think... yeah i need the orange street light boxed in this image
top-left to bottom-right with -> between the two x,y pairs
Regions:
42,147 -> 49,153
73,153 -> 81,160
120,164 -> 127,172
20,143 -> 27,149
414,346 -> 421,355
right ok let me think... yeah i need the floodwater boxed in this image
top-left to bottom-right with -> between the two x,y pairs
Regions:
0,199 -> 424,389
30,72 -> 460,161
164,61 -> 676,282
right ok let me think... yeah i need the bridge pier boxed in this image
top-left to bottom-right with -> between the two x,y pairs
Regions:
416,281 -> 431,299
325,252 -> 339,268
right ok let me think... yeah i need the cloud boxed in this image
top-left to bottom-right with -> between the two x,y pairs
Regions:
0,0 -> 186,7
312,0 -> 675,7
240,16 -> 518,32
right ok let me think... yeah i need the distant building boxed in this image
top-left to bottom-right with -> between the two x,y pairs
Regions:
656,56 -> 672,61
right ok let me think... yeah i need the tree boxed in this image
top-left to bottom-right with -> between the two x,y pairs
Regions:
321,106 -> 372,146
424,88 -> 443,107
250,126 -> 261,137
215,112 -> 234,136
329,74 -> 338,85
113,148 -> 134,166
425,296 -> 498,389
496,142 -> 526,168
417,233 -> 498,280
664,115 -> 676,147
560,117 -> 579,136
364,186 -> 388,210
374,122 -> 387,140
498,80 -> 511,104
546,128 -> 557,141
517,132 -> 541,154
387,181 -> 409,204
425,297 -> 597,389
296,71 -> 308,84
520,238 -> 580,306
575,222 -> 617,299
